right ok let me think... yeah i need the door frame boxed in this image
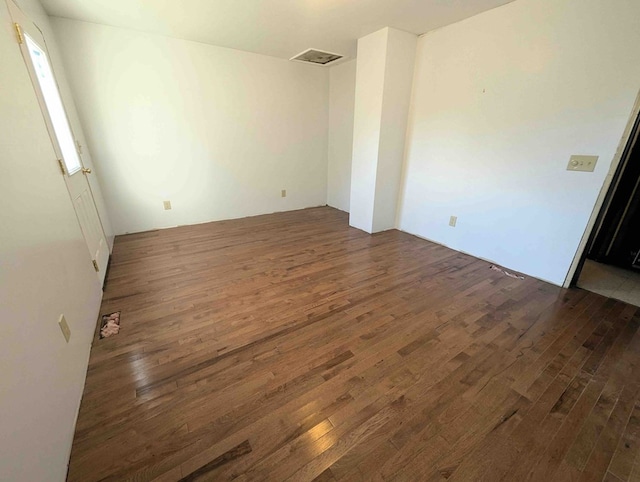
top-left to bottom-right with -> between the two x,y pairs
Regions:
564,89 -> 640,287
7,0 -> 110,284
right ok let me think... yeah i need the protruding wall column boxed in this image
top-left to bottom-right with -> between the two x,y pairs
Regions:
349,27 -> 417,233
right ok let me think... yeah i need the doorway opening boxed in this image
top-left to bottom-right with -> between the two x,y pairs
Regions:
571,106 -> 640,306
8,0 -> 110,285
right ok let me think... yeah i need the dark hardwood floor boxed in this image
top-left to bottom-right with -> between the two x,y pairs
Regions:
68,207 -> 640,481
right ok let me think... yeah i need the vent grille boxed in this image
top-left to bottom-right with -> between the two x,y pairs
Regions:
290,48 -> 343,66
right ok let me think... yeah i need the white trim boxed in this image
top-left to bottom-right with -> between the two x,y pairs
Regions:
563,89 -> 640,288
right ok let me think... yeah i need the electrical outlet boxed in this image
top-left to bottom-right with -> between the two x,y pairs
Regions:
449,216 -> 457,227
163,200 -> 172,210
58,314 -> 71,343
567,155 -> 598,172
281,189 -> 287,198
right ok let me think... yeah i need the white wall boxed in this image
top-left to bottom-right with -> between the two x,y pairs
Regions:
349,28 -> 388,232
398,0 -> 640,285
327,59 -> 356,213
372,28 -> 416,232
51,18 -> 330,235
0,0 -> 107,480
349,27 -> 416,233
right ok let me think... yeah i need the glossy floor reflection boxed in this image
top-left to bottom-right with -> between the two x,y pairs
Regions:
68,207 -> 640,481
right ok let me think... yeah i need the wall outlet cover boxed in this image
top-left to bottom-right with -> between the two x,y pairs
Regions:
567,155 -> 598,172
449,216 -> 457,227
163,200 -> 172,210
59,314 -> 71,343
281,190 -> 287,198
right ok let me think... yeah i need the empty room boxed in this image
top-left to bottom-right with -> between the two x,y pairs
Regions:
2,0 -> 640,480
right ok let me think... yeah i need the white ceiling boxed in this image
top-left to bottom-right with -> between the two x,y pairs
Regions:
40,0 -> 516,61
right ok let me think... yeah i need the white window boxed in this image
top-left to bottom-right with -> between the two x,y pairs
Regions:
25,33 -> 82,175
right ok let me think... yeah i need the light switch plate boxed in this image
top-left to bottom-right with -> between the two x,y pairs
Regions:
59,314 -> 71,343
567,155 -> 598,172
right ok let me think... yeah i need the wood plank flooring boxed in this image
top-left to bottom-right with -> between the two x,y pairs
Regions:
68,206 -> 640,481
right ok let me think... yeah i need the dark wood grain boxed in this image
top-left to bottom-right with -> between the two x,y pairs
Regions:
179,440 -> 252,481
67,207 -> 640,481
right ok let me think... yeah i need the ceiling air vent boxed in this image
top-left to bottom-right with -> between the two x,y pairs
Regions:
289,48 -> 344,66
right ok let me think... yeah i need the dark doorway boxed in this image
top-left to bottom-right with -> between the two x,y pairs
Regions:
587,113 -> 640,271
572,109 -> 640,284
572,108 -> 640,307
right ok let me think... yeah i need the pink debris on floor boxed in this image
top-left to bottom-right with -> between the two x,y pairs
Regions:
100,312 -> 120,338
489,264 -> 525,280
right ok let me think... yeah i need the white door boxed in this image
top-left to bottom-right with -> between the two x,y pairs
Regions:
7,0 -> 109,285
